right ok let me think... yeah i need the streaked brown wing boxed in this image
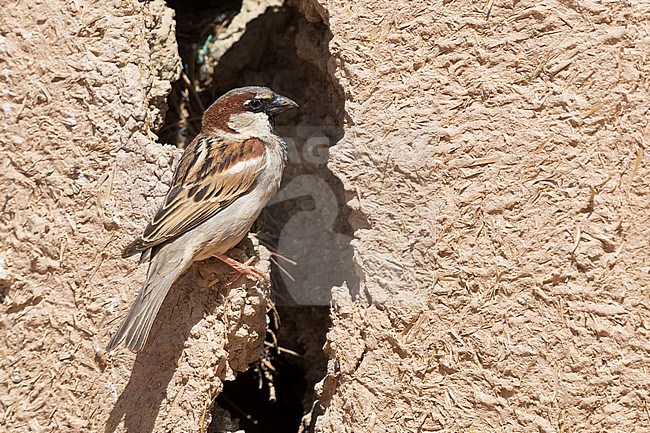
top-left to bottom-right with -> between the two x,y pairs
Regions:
122,135 -> 266,257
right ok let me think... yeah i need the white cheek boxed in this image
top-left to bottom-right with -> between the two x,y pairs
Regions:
228,111 -> 273,136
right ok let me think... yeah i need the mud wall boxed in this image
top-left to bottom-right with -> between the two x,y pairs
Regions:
1,1 -> 649,432
315,0 -> 650,432
1,1 -> 268,431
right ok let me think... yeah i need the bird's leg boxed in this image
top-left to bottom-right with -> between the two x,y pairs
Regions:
215,254 -> 270,283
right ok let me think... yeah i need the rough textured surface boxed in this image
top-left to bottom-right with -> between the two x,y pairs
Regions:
0,1 -> 268,432
1,0 -> 649,432
314,0 -> 650,432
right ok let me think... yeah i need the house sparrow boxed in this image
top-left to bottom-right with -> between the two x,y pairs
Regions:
107,86 -> 298,352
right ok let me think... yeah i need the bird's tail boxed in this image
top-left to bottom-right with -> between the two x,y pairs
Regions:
107,246 -> 188,352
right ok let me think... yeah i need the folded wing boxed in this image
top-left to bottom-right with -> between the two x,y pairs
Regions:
123,135 -> 267,257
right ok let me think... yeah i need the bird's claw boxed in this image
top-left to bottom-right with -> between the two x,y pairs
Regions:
215,254 -> 270,284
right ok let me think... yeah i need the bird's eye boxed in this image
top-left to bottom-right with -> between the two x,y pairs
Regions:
248,99 -> 263,111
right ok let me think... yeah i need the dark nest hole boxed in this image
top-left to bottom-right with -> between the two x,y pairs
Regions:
160,1 -> 358,432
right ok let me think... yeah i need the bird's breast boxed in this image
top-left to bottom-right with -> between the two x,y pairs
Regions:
192,139 -> 286,261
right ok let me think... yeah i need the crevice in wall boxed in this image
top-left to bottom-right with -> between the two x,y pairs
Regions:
158,0 -> 243,147
159,1 -> 356,431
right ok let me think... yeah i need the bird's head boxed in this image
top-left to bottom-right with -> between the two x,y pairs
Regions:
201,86 -> 298,136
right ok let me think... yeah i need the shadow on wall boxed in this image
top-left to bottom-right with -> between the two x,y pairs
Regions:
204,6 -> 359,433
104,258 -> 225,433
209,5 -> 357,308
105,240 -> 268,433
154,2 -> 358,432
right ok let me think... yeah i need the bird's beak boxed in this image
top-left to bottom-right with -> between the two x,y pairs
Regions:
269,94 -> 299,115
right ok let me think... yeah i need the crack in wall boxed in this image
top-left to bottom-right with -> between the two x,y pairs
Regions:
157,1 -> 358,431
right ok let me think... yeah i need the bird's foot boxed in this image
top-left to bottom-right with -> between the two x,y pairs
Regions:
215,254 -> 270,284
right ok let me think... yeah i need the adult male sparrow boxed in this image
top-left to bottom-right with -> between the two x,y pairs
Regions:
107,86 -> 298,352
